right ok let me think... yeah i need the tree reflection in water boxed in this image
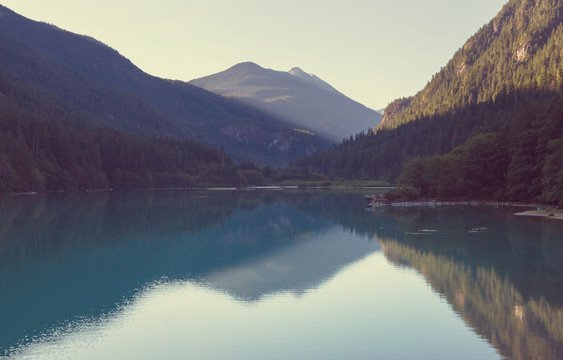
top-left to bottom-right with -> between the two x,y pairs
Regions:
295,194 -> 563,359
1,190 -> 562,360
374,208 -> 563,360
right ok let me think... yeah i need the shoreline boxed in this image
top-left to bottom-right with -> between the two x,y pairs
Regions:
367,199 -> 511,208
514,210 -> 563,220
367,197 -> 563,221
1,185 -> 396,198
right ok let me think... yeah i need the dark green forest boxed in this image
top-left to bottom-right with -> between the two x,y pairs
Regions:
396,95 -> 563,204
0,68 -> 325,193
0,3 -> 334,193
2,0 -> 563,197
0,68 -> 273,192
297,0 -> 563,204
0,102 -> 249,192
0,5 -> 332,167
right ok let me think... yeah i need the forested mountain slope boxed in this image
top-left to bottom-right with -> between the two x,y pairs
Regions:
191,62 -> 382,142
297,0 -> 563,205
381,0 -> 562,130
0,5 -> 331,165
0,68 -> 259,193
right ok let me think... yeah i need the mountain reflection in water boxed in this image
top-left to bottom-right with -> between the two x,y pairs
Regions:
0,190 -> 378,355
373,207 -> 563,360
0,190 -> 562,359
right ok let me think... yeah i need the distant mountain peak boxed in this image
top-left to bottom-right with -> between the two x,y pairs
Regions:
191,62 -> 382,142
286,66 -> 341,96
288,67 -> 309,76
0,6 -> 332,166
228,61 -> 263,72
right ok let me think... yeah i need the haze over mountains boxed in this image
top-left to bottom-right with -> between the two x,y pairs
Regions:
5,0 -> 561,205
191,62 -> 382,142
0,5 -> 341,166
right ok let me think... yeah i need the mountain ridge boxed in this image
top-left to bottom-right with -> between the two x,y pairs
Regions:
297,0 -> 563,206
0,5 -> 331,165
190,62 -> 382,142
380,0 -> 563,129
287,66 -> 342,95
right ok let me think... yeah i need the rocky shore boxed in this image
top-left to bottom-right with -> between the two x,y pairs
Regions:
515,210 -> 563,220
367,198 -> 510,208
366,196 -> 563,221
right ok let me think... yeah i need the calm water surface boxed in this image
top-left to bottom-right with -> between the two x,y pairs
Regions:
1,190 -> 562,359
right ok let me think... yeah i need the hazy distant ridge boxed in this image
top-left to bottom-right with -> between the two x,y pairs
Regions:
296,0 -> 563,207
0,5 -> 331,165
191,62 -> 382,142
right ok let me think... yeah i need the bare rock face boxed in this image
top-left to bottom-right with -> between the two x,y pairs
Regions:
381,97 -> 413,126
219,123 -> 318,156
457,62 -> 468,75
219,123 -> 261,145
515,40 -> 533,62
288,67 -> 341,95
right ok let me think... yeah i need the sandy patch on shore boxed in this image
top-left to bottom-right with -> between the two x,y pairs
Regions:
514,210 -> 563,220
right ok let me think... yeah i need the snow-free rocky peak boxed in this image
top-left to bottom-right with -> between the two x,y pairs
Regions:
191,63 -> 382,142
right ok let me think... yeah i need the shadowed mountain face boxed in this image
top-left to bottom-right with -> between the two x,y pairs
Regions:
0,6 -> 331,165
191,62 -> 382,142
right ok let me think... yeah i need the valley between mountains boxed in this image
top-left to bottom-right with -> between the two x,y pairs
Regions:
1,0 -> 562,207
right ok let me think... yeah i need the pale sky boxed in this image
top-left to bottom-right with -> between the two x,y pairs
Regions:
2,0 -> 507,110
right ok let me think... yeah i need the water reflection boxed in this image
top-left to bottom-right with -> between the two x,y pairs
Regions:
206,226 -> 378,300
0,190 -> 378,355
0,191 -> 562,359
371,207 -> 563,360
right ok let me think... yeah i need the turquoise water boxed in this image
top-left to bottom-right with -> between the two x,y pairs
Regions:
1,190 -> 562,359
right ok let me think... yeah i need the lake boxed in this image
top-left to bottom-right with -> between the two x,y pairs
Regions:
1,190 -> 562,359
